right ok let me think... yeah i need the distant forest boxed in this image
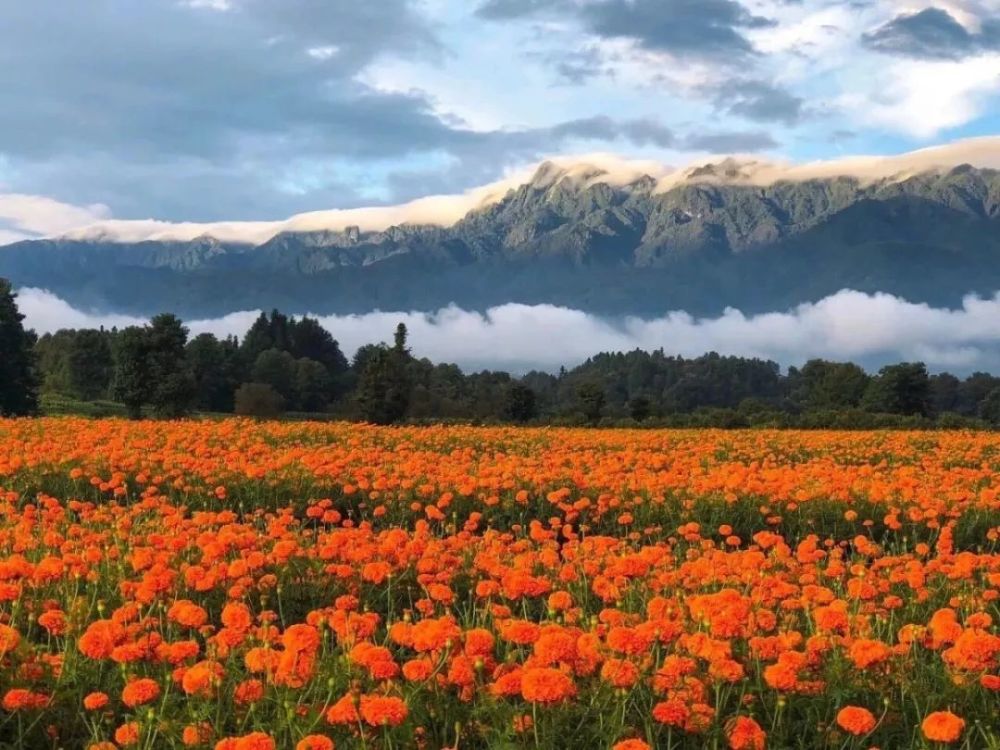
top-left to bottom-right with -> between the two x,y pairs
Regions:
3,279 -> 1000,428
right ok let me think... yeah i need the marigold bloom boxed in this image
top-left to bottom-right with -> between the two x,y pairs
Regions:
221,602 -> 253,630
83,692 -> 109,711
520,667 -> 577,703
114,722 -> 141,746
2,689 -> 48,711
121,678 -> 160,708
836,706 -> 876,736
921,711 -> 965,743
612,741 -> 650,750
727,716 -> 766,750
296,737 -> 334,750
601,658 -> 640,688
358,695 -> 408,727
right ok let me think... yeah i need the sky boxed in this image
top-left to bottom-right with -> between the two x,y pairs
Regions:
2,0 -> 1000,244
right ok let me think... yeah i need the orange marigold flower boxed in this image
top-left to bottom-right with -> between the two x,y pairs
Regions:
83,692 -> 109,711
612,740 -> 650,750
727,716 -> 766,750
37,610 -> 68,636
601,658 -> 640,688
122,678 -> 160,708
652,699 -> 689,727
296,736 -> 334,750
520,667 -> 577,703
234,679 -> 265,705
1,689 -> 48,711
836,706 -> 876,736
114,722 -> 141,747
358,695 -> 408,727
402,657 -> 434,682
0,623 -> 19,656
78,620 -> 125,660
606,626 -> 652,656
847,639 -> 891,669
182,660 -> 224,696
921,711 -> 965,743
235,733 -> 275,750
325,695 -> 360,725
182,724 -> 212,746
221,602 -> 253,631
168,600 -> 209,629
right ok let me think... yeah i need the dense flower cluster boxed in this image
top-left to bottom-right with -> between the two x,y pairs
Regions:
0,417 -> 997,747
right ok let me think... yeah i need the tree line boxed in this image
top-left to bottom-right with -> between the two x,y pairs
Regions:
4,279 -> 1000,427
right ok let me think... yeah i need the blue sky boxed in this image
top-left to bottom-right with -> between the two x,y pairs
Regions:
0,0 -> 999,241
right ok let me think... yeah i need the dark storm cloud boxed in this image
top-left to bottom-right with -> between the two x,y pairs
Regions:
711,80 -> 805,125
580,0 -> 773,60
862,7 -> 1000,60
478,0 -> 773,61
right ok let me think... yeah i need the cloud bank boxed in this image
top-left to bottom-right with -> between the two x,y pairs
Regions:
17,288 -> 1000,375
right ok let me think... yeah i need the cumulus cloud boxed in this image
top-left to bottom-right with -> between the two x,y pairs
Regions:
18,287 -> 1000,375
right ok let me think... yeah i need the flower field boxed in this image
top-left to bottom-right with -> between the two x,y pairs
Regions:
0,419 -> 1000,749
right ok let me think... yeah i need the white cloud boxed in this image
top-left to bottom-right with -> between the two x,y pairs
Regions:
0,194 -> 111,243
18,287 -> 1000,374
306,45 -> 340,60
839,55 -> 1000,138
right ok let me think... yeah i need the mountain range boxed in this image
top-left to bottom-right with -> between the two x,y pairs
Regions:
3,143 -> 1000,319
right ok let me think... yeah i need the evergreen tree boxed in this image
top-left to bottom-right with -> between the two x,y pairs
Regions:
790,359 -> 870,411
112,326 -> 150,419
502,383 -> 538,423
294,358 -> 332,412
576,381 -> 605,424
979,387 -> 1000,425
146,314 -> 196,417
67,329 -> 113,400
862,362 -> 931,416
251,349 -> 297,403
187,333 -> 239,412
0,279 -> 39,416
628,395 -> 652,422
356,324 -> 413,425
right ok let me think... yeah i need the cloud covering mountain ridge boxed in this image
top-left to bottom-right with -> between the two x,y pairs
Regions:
45,136 -> 1000,247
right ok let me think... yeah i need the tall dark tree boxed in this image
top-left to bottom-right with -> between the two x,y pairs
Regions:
67,329 -> 113,400
289,317 -> 349,379
294,358 -> 333,412
112,326 -> 150,419
628,395 -> 652,422
251,349 -> 297,404
502,383 -> 538,423
862,362 -> 931,416
790,359 -> 870,411
0,279 -> 39,416
146,314 -> 196,418
187,333 -> 239,412
929,373 -> 961,415
980,387 -> 1000,425
576,381 -> 605,424
356,324 -> 413,425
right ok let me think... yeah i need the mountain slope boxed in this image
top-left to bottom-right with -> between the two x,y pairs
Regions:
3,156 -> 1000,318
